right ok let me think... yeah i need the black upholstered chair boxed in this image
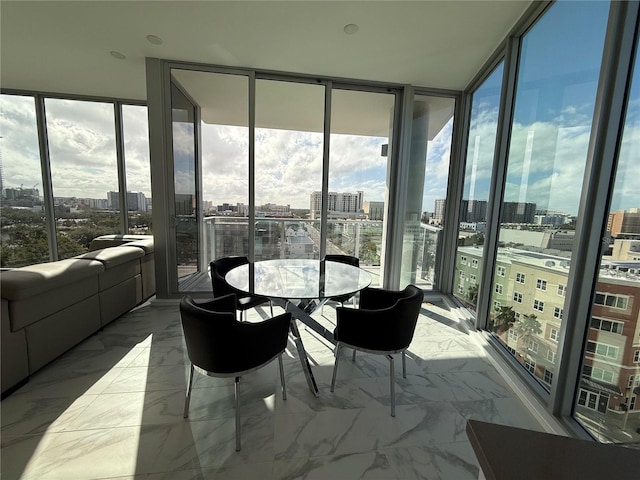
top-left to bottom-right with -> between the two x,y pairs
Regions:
210,256 -> 273,321
330,284 -> 423,416
323,254 -> 360,312
180,294 -> 291,451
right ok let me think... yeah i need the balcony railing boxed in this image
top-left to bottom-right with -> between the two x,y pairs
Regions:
201,216 -> 442,289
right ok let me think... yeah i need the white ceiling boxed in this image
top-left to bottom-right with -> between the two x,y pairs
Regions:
0,1 -> 532,101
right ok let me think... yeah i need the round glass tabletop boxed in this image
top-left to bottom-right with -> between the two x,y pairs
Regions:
225,259 -> 372,300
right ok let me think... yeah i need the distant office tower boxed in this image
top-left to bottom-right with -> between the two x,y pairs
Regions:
107,191 -> 120,210
502,202 -> 536,223
434,199 -> 446,224
363,201 -> 384,220
258,203 -> 292,217
460,200 -> 488,223
127,192 -> 147,211
87,198 -> 108,209
608,208 -> 640,236
310,191 -> 364,219
216,203 -> 238,213
107,191 -> 147,211
175,194 -> 195,215
436,199 -> 535,224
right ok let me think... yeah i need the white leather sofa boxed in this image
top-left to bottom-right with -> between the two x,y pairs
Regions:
0,235 -> 154,397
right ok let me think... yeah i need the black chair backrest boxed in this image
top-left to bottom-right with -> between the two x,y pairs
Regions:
210,256 -> 248,297
392,285 -> 424,349
352,284 -> 423,351
180,295 -> 240,374
325,254 -> 360,268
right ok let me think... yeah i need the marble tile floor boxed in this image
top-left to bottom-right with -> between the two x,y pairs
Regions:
1,298 -> 542,480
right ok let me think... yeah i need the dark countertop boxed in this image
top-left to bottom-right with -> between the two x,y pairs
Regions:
466,419 -> 640,480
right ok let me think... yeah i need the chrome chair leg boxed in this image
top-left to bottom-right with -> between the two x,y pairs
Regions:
387,355 -> 395,417
183,364 -> 194,418
402,350 -> 407,379
234,376 -> 241,452
278,354 -> 287,400
331,343 -> 343,392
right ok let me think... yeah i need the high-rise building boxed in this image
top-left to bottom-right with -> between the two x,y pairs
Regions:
434,199 -> 446,224
107,191 -> 119,210
127,192 -> 147,212
363,201 -> 384,221
310,191 -> 364,219
107,191 -> 147,211
608,208 -> 640,237
460,200 -> 488,223
502,202 -> 537,224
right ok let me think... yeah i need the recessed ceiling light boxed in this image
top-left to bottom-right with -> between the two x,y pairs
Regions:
146,34 -> 163,45
110,51 -> 126,60
344,23 -> 359,35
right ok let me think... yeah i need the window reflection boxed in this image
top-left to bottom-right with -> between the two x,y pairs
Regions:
45,98 -> 121,259
400,95 -> 455,290
574,36 -> 640,442
454,63 -> 504,309
329,89 -> 395,286
487,1 -> 609,392
254,80 -> 324,261
0,94 -> 50,267
122,105 -> 152,234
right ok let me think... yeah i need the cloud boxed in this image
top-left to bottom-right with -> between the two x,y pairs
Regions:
422,118 -> 453,212
0,95 -> 43,192
44,99 -> 121,198
122,105 -> 151,196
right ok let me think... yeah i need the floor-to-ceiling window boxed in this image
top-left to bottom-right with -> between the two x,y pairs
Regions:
0,94 -> 50,267
149,63 -> 419,294
487,1 -> 609,392
254,79 -> 325,261
0,93 -> 153,267
573,36 -> 640,443
170,69 -> 250,281
45,98 -> 122,259
399,94 -> 455,290
122,104 -> 152,235
170,83 -> 199,281
454,63 -> 505,310
328,88 -> 396,287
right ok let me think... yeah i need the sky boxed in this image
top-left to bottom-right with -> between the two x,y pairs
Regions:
0,1 -> 637,217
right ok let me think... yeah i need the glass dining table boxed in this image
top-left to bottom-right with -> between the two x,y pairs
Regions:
225,258 -> 372,397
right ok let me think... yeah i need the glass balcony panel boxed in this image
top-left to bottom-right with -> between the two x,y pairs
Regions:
453,63 -> 504,311
328,89 -> 395,287
45,98 -> 121,259
400,95 -> 455,289
0,94 -> 51,267
170,83 -> 199,280
254,79 -> 324,260
573,38 -> 640,443
170,70 -> 251,273
487,1 -> 609,391
122,104 -> 152,234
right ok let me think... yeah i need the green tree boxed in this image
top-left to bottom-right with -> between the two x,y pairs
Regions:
467,284 -> 479,306
491,305 -> 516,334
0,223 -> 50,267
57,234 -> 87,259
511,314 -> 542,349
